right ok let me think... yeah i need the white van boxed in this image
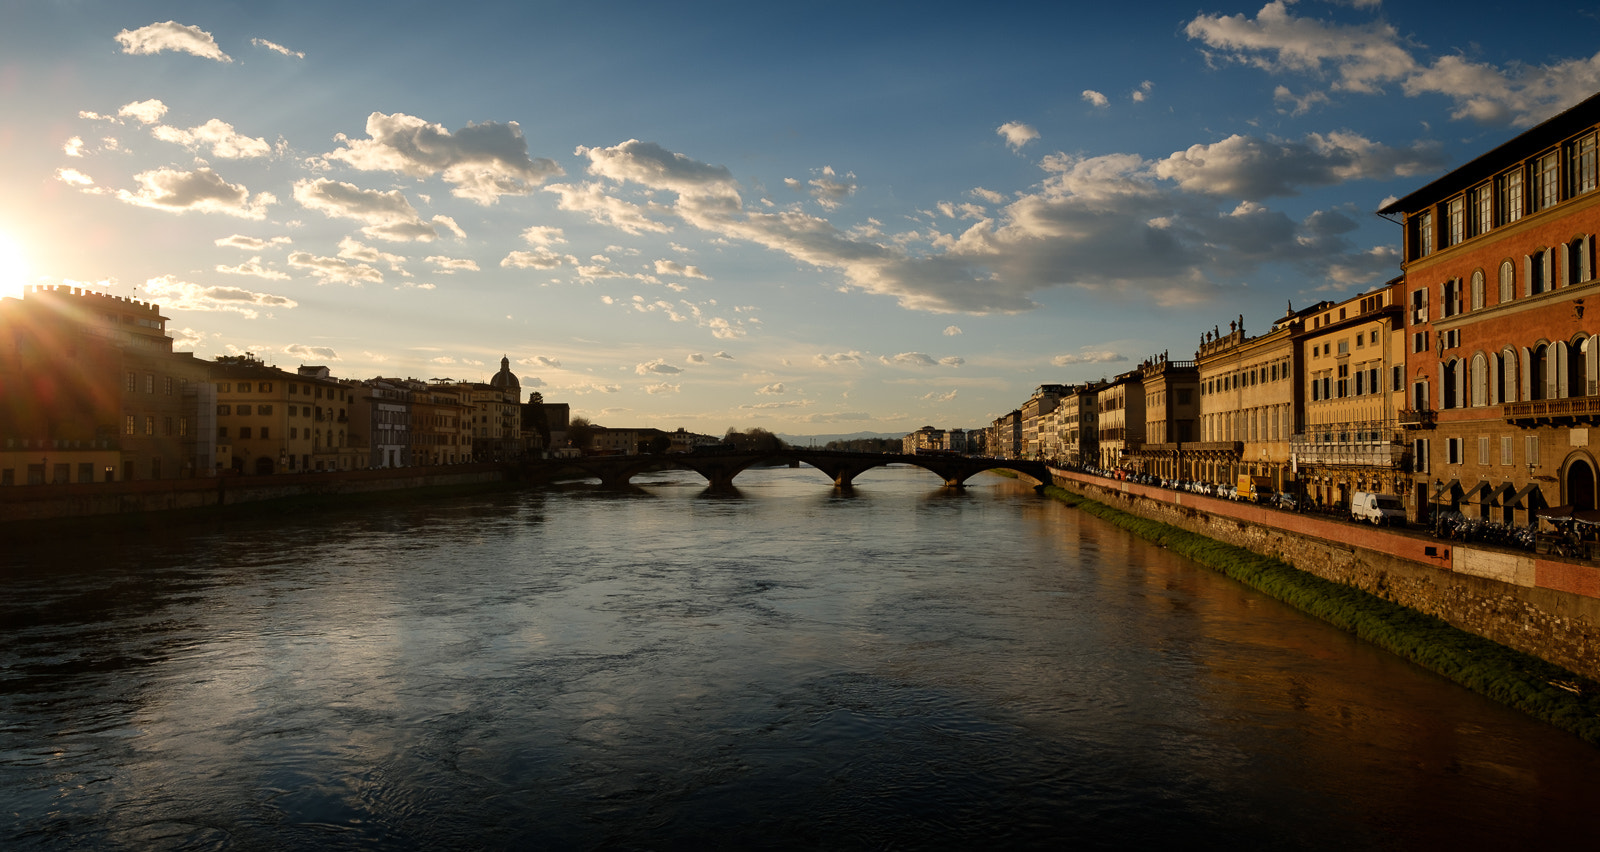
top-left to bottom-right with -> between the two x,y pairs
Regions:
1350,491 -> 1406,526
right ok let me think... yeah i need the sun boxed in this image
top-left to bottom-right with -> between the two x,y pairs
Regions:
0,230 -> 29,301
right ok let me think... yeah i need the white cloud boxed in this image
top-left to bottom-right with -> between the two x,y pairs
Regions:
115,22 -> 231,62
805,166 -> 856,210
251,38 -> 304,58
425,255 -> 480,273
686,353 -> 706,364
739,400 -> 811,410
1051,350 -> 1128,366
55,168 -> 96,187
1132,80 -> 1154,102
337,237 -> 407,270
756,382 -> 785,395
117,98 -> 169,124
118,167 -> 273,218
518,355 -> 563,369
293,178 -> 444,241
141,274 -> 295,318
635,359 -> 683,376
543,181 -> 672,234
288,251 -> 383,285
920,390 -> 958,402
713,351 -> 734,360
880,352 -> 962,368
1081,90 -> 1109,108
997,121 -> 1040,149
943,325 -> 962,336
579,138 -> 741,200
152,119 -> 272,158
521,225 -> 566,247
1154,132 -> 1445,199
216,256 -> 288,280
215,234 -> 291,250
284,344 -> 338,360
653,259 -> 709,279
324,112 -> 563,204
1186,2 -> 1600,127
643,383 -> 680,394
501,248 -> 573,269
63,136 -> 84,157
814,351 -> 864,367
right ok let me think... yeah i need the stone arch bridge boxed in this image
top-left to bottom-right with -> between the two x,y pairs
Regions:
520,450 -> 1052,490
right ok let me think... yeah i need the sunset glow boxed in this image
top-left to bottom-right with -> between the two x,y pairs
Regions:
3,3 -> 1597,433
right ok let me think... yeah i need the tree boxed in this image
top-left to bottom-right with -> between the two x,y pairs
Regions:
567,416 -> 596,451
723,427 -> 785,453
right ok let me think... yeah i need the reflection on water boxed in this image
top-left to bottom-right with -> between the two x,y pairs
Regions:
3,466 -> 1598,850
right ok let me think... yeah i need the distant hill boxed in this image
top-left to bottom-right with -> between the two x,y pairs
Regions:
775,431 -> 904,447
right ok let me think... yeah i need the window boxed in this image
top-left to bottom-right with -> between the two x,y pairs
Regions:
1442,329 -> 1460,350
260,382 -> 272,392
1473,184 -> 1493,235
1499,168 -> 1524,225
1499,259 -> 1515,303
1413,331 -> 1429,353
1447,438 -> 1462,465
259,405 -> 273,415
126,371 -> 137,392
1502,436 -> 1514,466
290,427 -> 298,439
78,463 -> 93,483
1536,152 -> 1560,210
1445,196 -> 1464,246
218,404 -> 231,416
163,416 -> 174,436
1567,236 -> 1592,285
1528,249 -> 1550,295
1414,209 -> 1434,258
237,382 -> 250,393
1414,438 -> 1430,473
237,404 -> 251,416
179,417 -> 188,437
125,415 -> 135,435
1393,365 -> 1402,392
1442,278 -> 1462,317
261,427 -> 270,439
289,383 -> 298,395
1527,434 -> 1541,467
1337,339 -> 1349,356
144,374 -> 154,393
218,426 -> 228,439
164,376 -> 174,395
239,427 -> 252,440
144,416 -> 154,436
220,382 -> 231,393
1479,436 -> 1491,465
1571,132 -> 1597,196
1470,270 -> 1485,310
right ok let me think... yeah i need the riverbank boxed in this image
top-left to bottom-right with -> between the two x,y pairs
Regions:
1037,480 -> 1600,745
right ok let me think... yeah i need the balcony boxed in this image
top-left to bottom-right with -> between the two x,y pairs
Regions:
1398,408 -> 1435,429
1503,396 -> 1600,425
1289,433 -> 1407,468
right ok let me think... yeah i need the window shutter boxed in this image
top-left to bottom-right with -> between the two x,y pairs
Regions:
1584,236 -> 1594,282
1542,250 -> 1553,291
1487,351 -> 1499,405
1555,341 -> 1569,399
1525,255 -> 1534,296
1521,347 -> 1532,401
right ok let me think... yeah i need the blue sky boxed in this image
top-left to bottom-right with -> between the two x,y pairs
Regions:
4,1 -> 1600,435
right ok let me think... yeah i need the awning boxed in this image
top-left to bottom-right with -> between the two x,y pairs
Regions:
1511,482 -> 1545,509
1461,481 -> 1492,501
1488,481 -> 1517,505
1431,479 -> 1460,501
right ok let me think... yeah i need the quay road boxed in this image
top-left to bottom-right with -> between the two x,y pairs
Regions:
519,449 -> 1052,489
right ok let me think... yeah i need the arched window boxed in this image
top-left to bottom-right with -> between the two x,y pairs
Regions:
1568,236 -> 1593,285
1470,269 -> 1485,310
1441,359 -> 1459,409
1501,348 -> 1518,403
1529,344 -> 1549,400
1567,336 -> 1591,399
1471,354 -> 1488,407
1528,249 -> 1551,295
1499,259 -> 1515,303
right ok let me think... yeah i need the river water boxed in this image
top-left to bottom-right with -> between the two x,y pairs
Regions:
3,466 -> 1598,850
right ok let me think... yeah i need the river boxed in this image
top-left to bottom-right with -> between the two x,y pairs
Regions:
3,465 -> 1598,850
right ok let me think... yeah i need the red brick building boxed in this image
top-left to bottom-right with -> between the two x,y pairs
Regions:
1382,91 -> 1600,523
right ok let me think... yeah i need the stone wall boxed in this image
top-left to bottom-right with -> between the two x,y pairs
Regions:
0,464 -> 508,524
1052,469 -> 1600,682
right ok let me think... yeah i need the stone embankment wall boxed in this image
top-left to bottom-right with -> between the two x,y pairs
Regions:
1051,468 -> 1600,682
0,464 -> 508,525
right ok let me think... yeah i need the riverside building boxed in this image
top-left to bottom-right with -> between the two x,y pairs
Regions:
1382,90 -> 1600,523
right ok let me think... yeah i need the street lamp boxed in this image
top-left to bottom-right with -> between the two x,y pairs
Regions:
1433,477 -> 1443,537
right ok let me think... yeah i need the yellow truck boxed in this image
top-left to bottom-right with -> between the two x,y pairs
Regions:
1235,475 -> 1274,503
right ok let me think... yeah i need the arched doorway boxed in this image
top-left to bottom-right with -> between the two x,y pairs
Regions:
254,456 -> 276,476
1567,458 -> 1597,511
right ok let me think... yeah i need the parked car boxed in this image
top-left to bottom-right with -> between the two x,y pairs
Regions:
1350,491 -> 1407,525
1236,475 -> 1274,504
1270,492 -> 1300,511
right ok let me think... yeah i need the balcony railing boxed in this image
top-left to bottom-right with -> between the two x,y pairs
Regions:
1398,408 -> 1435,428
1289,434 -> 1407,468
1503,396 -> 1600,424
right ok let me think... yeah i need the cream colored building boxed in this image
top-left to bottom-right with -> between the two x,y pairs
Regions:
1194,308 -> 1310,489
1096,371 -> 1144,471
1292,281 -> 1410,507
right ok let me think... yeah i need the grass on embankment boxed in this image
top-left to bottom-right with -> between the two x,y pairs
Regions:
1039,483 -> 1600,747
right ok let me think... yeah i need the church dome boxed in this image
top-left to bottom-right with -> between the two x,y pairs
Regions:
489,355 -> 520,391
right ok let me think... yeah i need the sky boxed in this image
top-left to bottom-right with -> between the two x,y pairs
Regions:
4,1 -> 1600,436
